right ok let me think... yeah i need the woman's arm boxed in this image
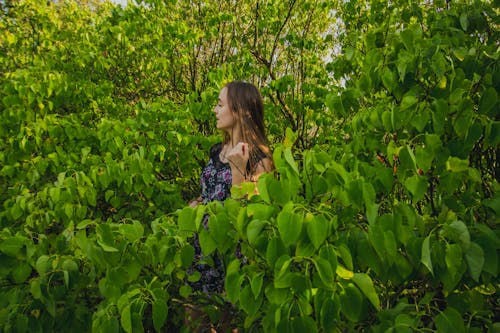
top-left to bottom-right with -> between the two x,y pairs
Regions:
249,157 -> 273,182
188,196 -> 203,207
230,157 -> 273,186
226,142 -> 273,186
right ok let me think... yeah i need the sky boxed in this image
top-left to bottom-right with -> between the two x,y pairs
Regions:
109,0 -> 129,7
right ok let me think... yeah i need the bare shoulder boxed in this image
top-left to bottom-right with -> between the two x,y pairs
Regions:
252,157 -> 274,179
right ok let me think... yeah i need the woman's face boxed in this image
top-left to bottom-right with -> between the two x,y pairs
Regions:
213,87 -> 235,132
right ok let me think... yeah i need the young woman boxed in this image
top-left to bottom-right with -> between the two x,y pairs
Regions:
186,81 -> 273,332
190,81 -> 274,206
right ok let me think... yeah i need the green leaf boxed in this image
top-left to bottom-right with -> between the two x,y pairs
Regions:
362,181 -> 376,207
266,237 -> 287,267
250,272 -> 264,299
432,99 -> 448,134
319,244 -> 338,273
0,236 -> 27,257
415,146 -> 434,172
479,87 -> 497,116
36,255 -> 51,275
30,278 -> 42,299
180,244 -> 195,268
453,103 -> 473,138
368,222 -> 387,263
421,235 -> 433,275
15,314 -> 28,333
366,203 -> 379,224
198,228 -> 216,255
225,274 -> 243,304
179,285 -> 192,298
444,220 -> 470,250
306,214 -> 328,249
120,304 -> 133,333
329,161 -> 350,184
247,203 -> 275,220
239,284 -> 262,316
400,94 -> 418,111
119,221 -> 144,243
465,242 -> 484,282
340,283 -> 363,322
313,257 -> 334,289
178,206 -> 196,232
152,300 -> 168,332
383,231 -> 398,265
404,175 -> 427,202
284,147 -> 299,175
61,259 -> 78,272
46,297 -> 56,317
49,187 -> 61,203
445,244 -> 463,279
446,156 -> 469,172
291,316 -> 317,333
435,307 -> 465,333
347,179 -> 364,209
274,256 -> 293,288
352,273 -> 380,310
12,262 -> 32,283
381,68 -> 397,92
277,209 -> 302,248
97,224 -> 119,252
247,219 -> 266,245
86,187 -> 97,207
256,174 -> 271,203
459,13 -> 468,31
264,284 -> 290,305
320,297 -> 340,332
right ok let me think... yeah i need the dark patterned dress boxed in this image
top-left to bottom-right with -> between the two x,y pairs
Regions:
189,143 -> 232,294
189,143 -> 267,294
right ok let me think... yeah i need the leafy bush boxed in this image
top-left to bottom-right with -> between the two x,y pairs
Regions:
0,0 -> 498,332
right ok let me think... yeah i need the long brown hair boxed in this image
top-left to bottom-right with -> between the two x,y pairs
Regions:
223,81 -> 274,175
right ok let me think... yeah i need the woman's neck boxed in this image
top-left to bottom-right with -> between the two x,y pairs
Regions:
226,128 -> 242,147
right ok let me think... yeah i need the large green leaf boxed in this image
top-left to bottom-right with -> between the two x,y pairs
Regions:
198,228 -> 217,255
178,206 -> 196,232
435,307 -> 465,333
152,300 -> 168,332
0,236 -> 27,257
120,304 -> 133,333
352,273 -> 380,311
339,283 -> 363,322
404,174 -> 427,202
291,316 -> 317,333
421,235 -> 433,275
239,284 -> 262,316
465,242 -> 484,282
306,214 -> 328,249
313,257 -> 334,290
277,208 -> 303,248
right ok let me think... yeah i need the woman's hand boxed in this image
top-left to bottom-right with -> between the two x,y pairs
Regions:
226,142 -> 249,184
226,142 -> 249,172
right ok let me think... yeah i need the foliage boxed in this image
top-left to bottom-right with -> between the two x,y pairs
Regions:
0,0 -> 498,332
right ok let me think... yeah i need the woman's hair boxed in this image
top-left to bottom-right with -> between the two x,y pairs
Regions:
223,81 -> 274,175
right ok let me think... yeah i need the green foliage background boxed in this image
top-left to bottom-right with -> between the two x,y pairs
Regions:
0,0 -> 498,332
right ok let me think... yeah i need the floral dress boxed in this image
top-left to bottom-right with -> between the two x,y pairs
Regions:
189,143 -> 266,294
189,143 -> 232,294
201,143 -> 233,205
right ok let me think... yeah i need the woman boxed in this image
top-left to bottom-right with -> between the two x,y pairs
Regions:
186,81 -> 273,332
190,80 -> 273,206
